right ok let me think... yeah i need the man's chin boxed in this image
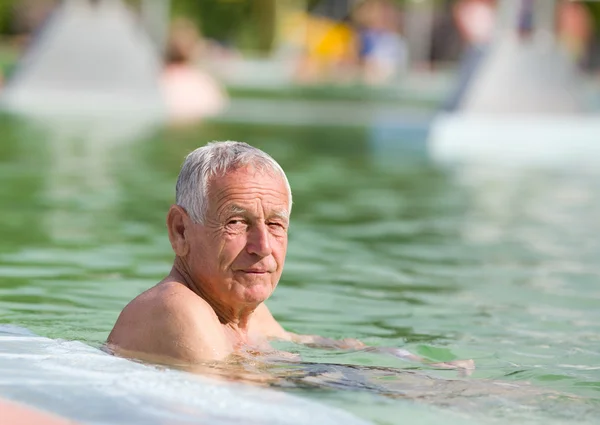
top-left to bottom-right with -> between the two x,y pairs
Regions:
234,278 -> 274,304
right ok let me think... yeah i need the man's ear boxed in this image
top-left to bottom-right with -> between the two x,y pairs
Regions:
167,205 -> 192,256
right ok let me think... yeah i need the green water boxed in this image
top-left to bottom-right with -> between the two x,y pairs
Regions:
0,114 -> 599,424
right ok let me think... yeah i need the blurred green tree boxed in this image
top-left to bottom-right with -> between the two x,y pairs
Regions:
170,0 -> 275,53
170,0 -> 251,46
0,1 -> 11,36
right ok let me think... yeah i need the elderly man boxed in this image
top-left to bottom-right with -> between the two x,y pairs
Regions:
108,141 -> 473,370
108,141 -> 349,363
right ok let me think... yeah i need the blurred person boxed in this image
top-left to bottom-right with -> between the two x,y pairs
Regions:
161,18 -> 228,123
513,0 -> 594,68
453,0 -> 496,47
353,0 -> 408,85
556,0 -> 594,67
107,141 -> 474,373
515,0 -> 535,39
430,0 -> 494,67
442,0 -> 496,111
429,1 -> 463,66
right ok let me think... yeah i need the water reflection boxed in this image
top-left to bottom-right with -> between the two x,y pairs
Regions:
41,116 -> 159,243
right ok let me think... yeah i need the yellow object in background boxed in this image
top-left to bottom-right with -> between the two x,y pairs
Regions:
279,11 -> 358,82
304,15 -> 357,62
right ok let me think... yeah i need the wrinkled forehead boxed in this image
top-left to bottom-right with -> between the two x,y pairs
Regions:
207,163 -> 286,190
206,165 -> 290,208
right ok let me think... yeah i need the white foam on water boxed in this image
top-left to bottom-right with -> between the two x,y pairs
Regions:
0,326 -> 371,425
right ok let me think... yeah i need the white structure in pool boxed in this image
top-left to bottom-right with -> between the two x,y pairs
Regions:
0,0 -> 165,118
428,0 -> 600,166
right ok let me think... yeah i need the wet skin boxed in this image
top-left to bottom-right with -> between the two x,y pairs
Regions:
107,165 -> 473,373
108,166 -> 294,362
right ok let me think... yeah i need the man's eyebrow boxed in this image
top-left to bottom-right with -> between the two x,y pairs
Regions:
222,205 -> 289,222
223,205 -> 248,216
270,209 -> 290,223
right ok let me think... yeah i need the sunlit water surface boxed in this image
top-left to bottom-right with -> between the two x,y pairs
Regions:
0,115 -> 599,424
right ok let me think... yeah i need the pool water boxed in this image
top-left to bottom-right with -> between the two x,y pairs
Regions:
0,114 -> 599,424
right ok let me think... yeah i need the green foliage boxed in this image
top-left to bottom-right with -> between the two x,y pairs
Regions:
170,0 -> 278,52
170,0 -> 252,45
0,0 -> 15,35
585,2 -> 600,30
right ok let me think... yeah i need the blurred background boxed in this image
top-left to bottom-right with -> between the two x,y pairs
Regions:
0,0 -> 599,121
1,1 -> 600,425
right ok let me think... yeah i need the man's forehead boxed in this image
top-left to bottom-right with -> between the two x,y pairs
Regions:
219,164 -> 280,179
208,168 -> 288,199
210,166 -> 285,188
205,166 -> 290,216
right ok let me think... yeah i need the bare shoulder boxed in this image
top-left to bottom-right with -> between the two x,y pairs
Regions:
112,281 -> 216,325
107,281 -> 230,363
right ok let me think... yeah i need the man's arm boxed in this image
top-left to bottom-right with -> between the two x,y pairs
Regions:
288,333 -> 366,349
256,305 -> 474,372
290,333 -> 474,372
107,283 -> 231,364
253,304 -> 365,348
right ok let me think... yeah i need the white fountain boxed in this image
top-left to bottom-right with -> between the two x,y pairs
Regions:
428,0 -> 600,167
0,0 -> 165,118
0,0 -> 169,246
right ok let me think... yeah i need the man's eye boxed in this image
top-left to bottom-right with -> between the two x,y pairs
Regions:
226,220 -> 247,229
268,222 -> 286,231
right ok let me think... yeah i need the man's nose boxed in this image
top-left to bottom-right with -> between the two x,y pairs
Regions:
246,223 -> 272,257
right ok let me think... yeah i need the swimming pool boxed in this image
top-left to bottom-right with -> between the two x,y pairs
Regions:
0,115 -> 599,424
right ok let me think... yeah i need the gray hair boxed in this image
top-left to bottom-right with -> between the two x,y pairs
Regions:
175,141 -> 292,224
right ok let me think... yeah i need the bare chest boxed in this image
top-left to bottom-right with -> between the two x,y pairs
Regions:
220,325 -> 273,354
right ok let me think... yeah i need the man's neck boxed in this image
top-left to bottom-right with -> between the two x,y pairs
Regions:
169,259 -> 256,333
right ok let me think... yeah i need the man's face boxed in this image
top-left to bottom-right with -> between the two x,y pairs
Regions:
186,166 -> 290,307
